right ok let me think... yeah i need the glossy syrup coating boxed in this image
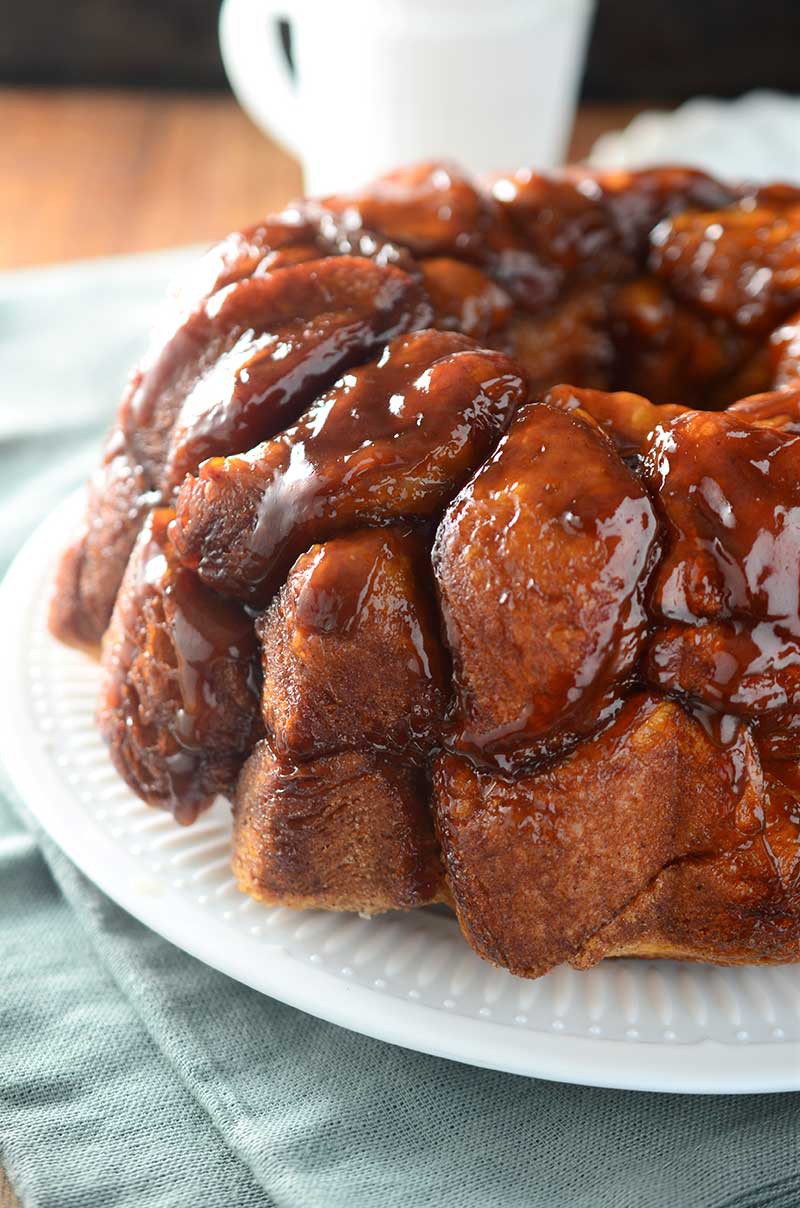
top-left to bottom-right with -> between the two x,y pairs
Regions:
257,527 -> 448,760
98,508 -> 263,822
50,254 -> 430,650
485,164 -> 736,310
171,199 -> 417,310
541,383 -> 686,457
650,204 -> 800,332
727,381 -> 800,432
419,257 -> 513,341
48,163 -> 800,656
433,402 -> 660,766
504,286 -> 616,394
435,695 -> 798,978
642,409 -> 800,624
489,169 -> 634,290
640,406 -> 800,757
49,428 -> 153,653
127,256 -> 430,491
770,309 -> 800,388
159,256 -> 432,490
172,329 -> 528,604
47,161 -> 800,971
610,276 -> 767,407
646,621 -> 800,757
323,161 -> 495,258
598,166 -> 738,259
49,187 -> 426,653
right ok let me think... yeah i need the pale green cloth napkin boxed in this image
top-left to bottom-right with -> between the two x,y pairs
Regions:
1,255 -> 798,1208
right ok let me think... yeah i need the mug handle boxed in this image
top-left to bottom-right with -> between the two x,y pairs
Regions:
218,0 -> 301,156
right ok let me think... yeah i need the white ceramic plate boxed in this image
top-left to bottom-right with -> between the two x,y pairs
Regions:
1,494 -> 798,1094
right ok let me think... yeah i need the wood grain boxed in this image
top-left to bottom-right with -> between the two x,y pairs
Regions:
0,88 -> 647,270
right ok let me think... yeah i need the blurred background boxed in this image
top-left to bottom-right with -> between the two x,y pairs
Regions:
5,0 -> 798,96
0,0 -> 798,269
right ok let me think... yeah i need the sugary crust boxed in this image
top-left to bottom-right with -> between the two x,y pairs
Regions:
258,528 -> 448,761
434,696 -> 799,978
233,741 -> 445,913
98,509 -> 263,822
48,160 -> 800,976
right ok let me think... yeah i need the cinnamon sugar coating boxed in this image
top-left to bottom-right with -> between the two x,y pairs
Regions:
49,161 -> 800,973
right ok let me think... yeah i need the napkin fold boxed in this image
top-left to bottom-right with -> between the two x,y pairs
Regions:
0,253 -> 798,1208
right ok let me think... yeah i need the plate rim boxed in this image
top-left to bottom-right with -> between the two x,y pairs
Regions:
1,493 -> 798,1095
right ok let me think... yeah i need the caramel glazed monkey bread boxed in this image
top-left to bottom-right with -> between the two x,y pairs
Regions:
49,161 -> 800,980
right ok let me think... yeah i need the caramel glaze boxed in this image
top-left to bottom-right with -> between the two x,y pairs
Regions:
425,388 -> 800,788
727,381 -> 800,432
505,287 -> 617,395
98,508 -> 263,822
429,384 -> 799,972
169,199 -> 418,314
49,232 -> 427,651
609,276 -> 763,408
51,162 -> 800,957
50,163 -> 800,658
643,410 -> 800,625
125,213 -> 423,492
132,256 -> 432,492
418,258 -> 513,341
433,402 -> 661,768
257,526 -> 449,762
171,329 -> 528,605
542,383 -> 686,459
641,408 -> 800,763
770,309 -> 800,388
484,165 -> 736,311
435,694 -> 799,977
650,204 -> 800,333
238,526 -> 451,910
648,622 -> 800,758
323,162 -> 497,259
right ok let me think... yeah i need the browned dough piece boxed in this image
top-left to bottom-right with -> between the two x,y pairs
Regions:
543,383 -> 686,457
434,694 -> 800,978
642,409 -> 800,625
650,205 -> 800,332
419,257 -> 513,341
98,508 -> 262,822
486,169 -> 636,308
598,165 -> 737,260
173,329 -> 528,605
324,161 -> 494,258
433,402 -> 660,764
769,309 -> 800,388
505,287 -> 616,394
233,740 -> 444,912
485,165 -> 734,310
610,276 -> 766,407
258,527 -> 448,761
576,759 -> 800,967
50,254 -> 431,649
50,428 -> 152,654
727,381 -> 800,432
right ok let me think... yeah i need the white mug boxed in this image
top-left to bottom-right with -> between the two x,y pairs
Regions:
219,0 -> 596,195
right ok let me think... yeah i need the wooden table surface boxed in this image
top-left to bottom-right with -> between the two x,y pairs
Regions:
0,87 -> 649,1208
0,88 -> 649,271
